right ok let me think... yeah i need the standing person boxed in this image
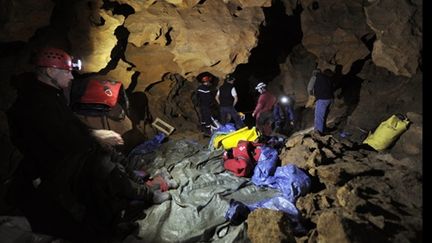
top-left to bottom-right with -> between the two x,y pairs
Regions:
196,74 -> 215,136
273,95 -> 296,134
305,68 -> 320,108
6,47 -> 170,242
313,68 -> 335,135
252,82 -> 277,136
215,74 -> 244,129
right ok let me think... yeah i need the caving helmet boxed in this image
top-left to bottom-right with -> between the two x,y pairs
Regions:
200,75 -> 213,83
255,82 -> 266,94
34,47 -> 81,71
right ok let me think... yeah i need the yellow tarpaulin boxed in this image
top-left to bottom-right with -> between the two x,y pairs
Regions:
212,127 -> 259,149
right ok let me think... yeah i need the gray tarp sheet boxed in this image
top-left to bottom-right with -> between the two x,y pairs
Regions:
136,140 -> 279,242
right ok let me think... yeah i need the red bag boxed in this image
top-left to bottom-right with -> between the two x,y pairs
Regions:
80,79 -> 122,108
223,140 -> 262,177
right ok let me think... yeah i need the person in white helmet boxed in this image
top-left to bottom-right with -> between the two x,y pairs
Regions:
252,82 -> 277,136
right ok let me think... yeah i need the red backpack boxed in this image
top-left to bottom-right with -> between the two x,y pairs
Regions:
80,79 -> 123,108
223,140 -> 262,177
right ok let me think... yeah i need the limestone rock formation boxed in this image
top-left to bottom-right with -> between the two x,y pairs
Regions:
278,132 -> 422,242
0,0 -> 423,242
0,0 -> 54,42
124,0 -> 267,90
365,0 -> 422,77
300,0 -> 372,74
247,209 -> 295,243
69,1 -> 125,73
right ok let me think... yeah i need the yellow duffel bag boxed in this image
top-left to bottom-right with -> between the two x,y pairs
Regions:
363,114 -> 410,151
213,127 -> 259,150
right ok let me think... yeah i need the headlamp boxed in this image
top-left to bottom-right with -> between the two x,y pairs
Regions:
71,58 -> 82,71
280,96 -> 289,104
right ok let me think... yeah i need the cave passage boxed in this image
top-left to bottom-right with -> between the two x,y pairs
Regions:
233,2 -> 303,126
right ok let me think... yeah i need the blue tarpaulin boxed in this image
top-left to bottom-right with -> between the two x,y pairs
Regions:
226,146 -> 311,233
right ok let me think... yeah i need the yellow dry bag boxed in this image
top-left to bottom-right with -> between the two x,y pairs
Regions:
363,114 -> 410,151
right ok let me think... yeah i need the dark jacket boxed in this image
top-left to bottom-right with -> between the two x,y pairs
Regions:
313,73 -> 334,100
218,82 -> 235,107
197,84 -> 213,106
6,73 -> 115,238
7,73 -> 151,241
7,73 -> 101,184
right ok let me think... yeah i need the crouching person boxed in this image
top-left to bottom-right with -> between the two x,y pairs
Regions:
6,47 -> 170,242
273,95 -> 296,135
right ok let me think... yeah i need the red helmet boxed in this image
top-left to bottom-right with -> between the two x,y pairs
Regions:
201,75 -> 212,82
34,47 -> 80,70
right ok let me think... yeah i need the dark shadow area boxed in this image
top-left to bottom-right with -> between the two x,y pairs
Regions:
102,1 -> 135,17
99,26 -> 131,75
122,91 -> 151,152
0,42 -> 27,56
232,1 -> 303,125
100,0 -> 135,76
308,174 -> 326,193
126,71 -> 141,94
357,202 -> 401,221
333,56 -> 369,129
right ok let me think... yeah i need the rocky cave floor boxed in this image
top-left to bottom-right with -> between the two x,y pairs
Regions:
0,107 -> 423,243
171,102 -> 423,243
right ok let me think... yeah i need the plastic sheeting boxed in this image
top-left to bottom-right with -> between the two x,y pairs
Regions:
127,133 -> 166,171
227,146 -> 312,234
136,140 -> 279,242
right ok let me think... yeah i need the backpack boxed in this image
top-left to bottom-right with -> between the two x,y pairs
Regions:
71,78 -> 129,114
70,77 -> 132,135
223,140 -> 262,177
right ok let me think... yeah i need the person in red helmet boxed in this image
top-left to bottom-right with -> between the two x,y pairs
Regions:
7,47 -> 170,241
195,73 -> 215,136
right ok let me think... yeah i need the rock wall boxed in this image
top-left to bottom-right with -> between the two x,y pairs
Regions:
0,0 -> 422,190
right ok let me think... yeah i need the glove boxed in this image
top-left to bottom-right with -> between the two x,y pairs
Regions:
305,95 -> 316,108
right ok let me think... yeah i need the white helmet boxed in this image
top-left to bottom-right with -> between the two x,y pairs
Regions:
255,82 -> 266,93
